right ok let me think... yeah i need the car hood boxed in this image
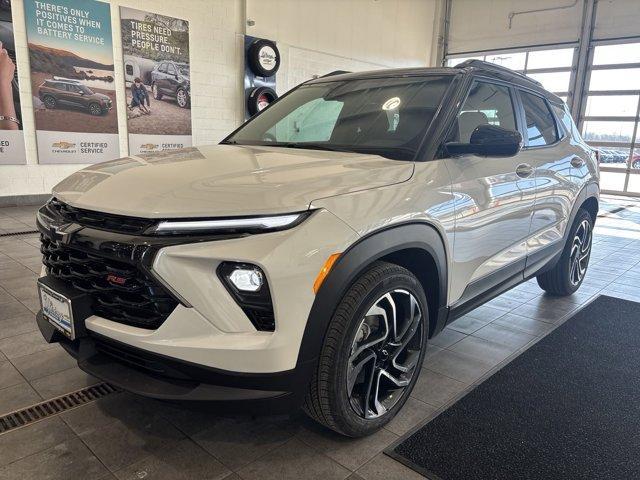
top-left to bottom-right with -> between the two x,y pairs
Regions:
91,93 -> 110,100
52,144 -> 414,218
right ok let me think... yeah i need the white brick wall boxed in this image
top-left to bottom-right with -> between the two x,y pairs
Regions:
1,0 -> 439,198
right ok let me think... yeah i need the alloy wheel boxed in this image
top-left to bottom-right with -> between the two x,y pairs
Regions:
347,289 -> 424,419
569,219 -> 592,286
89,104 -> 101,115
177,89 -> 187,107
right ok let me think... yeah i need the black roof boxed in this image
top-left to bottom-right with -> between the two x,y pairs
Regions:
305,60 -> 562,103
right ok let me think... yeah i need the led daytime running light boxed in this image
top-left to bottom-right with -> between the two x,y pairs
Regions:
154,213 -> 303,233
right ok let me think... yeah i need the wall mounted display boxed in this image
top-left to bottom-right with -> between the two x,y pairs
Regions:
244,36 -> 279,120
0,0 -> 26,164
24,0 -> 119,164
120,7 -> 191,155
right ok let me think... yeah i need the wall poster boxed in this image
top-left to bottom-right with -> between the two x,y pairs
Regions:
0,0 -> 26,164
120,7 -> 191,155
24,0 -> 119,164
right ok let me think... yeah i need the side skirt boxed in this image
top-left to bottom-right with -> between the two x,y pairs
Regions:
447,241 -> 563,323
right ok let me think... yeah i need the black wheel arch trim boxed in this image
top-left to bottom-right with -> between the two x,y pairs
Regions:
296,221 -> 449,368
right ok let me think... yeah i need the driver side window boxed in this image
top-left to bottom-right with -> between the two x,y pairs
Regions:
456,81 -> 517,143
267,98 -> 343,142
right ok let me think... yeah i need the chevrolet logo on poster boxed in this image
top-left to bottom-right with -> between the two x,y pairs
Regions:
52,142 -> 76,149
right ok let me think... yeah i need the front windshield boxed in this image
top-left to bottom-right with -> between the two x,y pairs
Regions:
225,75 -> 453,160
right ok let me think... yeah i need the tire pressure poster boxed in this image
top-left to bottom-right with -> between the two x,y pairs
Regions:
24,0 -> 119,164
120,7 -> 191,155
0,0 -> 26,164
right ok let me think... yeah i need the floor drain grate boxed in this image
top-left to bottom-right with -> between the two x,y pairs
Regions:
0,230 -> 39,237
0,383 -> 120,435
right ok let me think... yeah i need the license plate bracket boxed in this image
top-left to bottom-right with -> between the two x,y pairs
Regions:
37,276 -> 93,340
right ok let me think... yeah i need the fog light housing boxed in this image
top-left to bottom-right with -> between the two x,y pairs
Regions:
218,262 -> 275,331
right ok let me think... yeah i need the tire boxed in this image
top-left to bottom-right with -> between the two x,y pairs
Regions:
537,209 -> 594,295
43,96 -> 56,109
152,83 -> 162,100
247,86 -> 277,116
176,88 -> 190,108
247,38 -> 280,77
303,261 -> 428,437
88,103 -> 103,116
633,159 -> 640,170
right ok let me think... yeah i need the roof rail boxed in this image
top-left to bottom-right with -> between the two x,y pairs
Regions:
320,70 -> 351,78
52,76 -> 82,83
454,59 -> 542,86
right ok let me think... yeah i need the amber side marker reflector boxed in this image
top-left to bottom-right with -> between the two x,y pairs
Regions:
313,253 -> 341,294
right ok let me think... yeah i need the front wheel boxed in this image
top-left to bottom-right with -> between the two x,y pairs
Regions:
152,83 -> 162,100
304,261 -> 428,437
176,88 -> 190,108
88,103 -> 103,116
537,209 -> 594,295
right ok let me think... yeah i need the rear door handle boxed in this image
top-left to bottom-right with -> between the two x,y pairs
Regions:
571,156 -> 585,168
516,163 -> 534,178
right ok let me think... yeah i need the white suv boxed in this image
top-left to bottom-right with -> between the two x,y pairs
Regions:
36,60 -> 598,437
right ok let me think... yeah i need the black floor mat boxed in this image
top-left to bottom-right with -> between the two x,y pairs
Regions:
388,295 -> 640,480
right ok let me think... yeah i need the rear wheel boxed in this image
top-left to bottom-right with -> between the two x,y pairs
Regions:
537,209 -> 593,295
304,261 -> 428,437
43,96 -> 56,109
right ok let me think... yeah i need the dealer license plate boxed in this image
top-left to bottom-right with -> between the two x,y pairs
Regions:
38,282 -> 75,340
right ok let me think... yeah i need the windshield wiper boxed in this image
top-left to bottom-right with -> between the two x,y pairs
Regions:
275,142 -> 344,152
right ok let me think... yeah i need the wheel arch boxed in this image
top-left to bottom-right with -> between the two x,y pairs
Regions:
581,195 -> 599,223
296,222 -> 449,368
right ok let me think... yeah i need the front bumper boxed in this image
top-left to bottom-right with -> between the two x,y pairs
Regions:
37,310 -> 313,407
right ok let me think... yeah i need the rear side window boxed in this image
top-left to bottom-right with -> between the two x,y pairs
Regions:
456,81 -> 517,143
520,91 -> 558,147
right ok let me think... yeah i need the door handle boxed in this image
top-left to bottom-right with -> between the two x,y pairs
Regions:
571,156 -> 585,168
516,163 -> 534,178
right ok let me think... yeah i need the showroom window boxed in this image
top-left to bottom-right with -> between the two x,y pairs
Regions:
446,46 -> 576,105
578,40 -> 640,195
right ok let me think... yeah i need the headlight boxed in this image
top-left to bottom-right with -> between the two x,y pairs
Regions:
150,211 -> 310,235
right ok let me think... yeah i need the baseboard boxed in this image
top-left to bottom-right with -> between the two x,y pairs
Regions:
0,194 -> 50,207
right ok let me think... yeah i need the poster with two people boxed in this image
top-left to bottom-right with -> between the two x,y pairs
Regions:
0,0 -> 26,164
24,0 -> 119,164
120,7 -> 191,155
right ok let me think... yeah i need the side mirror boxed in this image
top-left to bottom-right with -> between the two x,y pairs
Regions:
445,124 -> 523,157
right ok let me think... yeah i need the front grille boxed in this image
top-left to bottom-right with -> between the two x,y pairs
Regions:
46,198 -> 155,235
41,234 -> 178,329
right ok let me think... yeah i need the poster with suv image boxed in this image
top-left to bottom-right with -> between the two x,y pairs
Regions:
24,0 -> 119,164
0,0 -> 26,164
120,7 -> 191,155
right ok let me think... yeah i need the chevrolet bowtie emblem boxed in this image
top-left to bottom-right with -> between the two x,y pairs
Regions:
50,222 -> 83,245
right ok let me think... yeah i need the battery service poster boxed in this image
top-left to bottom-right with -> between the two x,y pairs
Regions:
24,0 -> 119,164
120,7 -> 191,155
0,0 -> 26,164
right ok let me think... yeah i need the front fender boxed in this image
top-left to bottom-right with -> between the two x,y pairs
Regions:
296,222 -> 448,367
